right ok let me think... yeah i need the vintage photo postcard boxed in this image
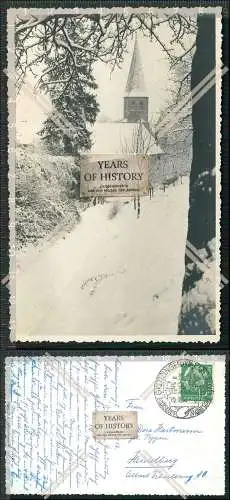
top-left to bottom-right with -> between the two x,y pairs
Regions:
5,354 -> 226,495
8,6 -> 224,342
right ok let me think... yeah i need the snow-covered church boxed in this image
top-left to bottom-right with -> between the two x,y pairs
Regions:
91,36 -> 162,157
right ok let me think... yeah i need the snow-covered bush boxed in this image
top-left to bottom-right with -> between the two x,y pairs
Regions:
180,239 -> 216,334
16,147 -> 82,249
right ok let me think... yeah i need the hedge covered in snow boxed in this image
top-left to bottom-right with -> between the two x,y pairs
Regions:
16,147 -> 83,249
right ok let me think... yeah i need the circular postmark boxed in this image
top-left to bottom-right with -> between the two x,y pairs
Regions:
154,359 -> 213,419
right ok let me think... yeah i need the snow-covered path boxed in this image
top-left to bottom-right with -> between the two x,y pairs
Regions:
15,180 -> 189,341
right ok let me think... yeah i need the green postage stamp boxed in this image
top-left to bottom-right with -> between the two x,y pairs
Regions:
180,363 -> 213,402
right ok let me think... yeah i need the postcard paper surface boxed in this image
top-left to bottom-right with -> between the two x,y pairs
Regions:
8,7 -> 223,342
5,355 -> 225,495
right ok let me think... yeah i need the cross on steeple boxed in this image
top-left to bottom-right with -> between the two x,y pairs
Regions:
124,34 -> 149,122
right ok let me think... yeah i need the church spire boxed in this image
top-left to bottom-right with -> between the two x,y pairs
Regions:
125,34 -> 147,97
123,34 -> 149,122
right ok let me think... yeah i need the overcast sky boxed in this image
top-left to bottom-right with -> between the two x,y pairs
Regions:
16,22 -> 196,144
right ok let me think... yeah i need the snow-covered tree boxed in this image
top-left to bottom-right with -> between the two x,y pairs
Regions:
178,15 -> 216,335
37,67 -> 99,155
36,22 -> 99,155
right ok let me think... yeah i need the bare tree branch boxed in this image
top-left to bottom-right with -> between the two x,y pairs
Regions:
15,11 -> 197,93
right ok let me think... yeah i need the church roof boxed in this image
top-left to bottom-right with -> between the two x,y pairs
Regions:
90,121 -> 162,156
125,36 -> 147,97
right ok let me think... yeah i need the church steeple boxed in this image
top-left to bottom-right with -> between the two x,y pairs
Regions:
124,35 -> 149,123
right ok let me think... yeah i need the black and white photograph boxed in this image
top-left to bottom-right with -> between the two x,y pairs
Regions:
8,7 -> 222,341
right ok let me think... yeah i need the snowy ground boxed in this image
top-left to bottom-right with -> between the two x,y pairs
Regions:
15,178 -> 189,341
